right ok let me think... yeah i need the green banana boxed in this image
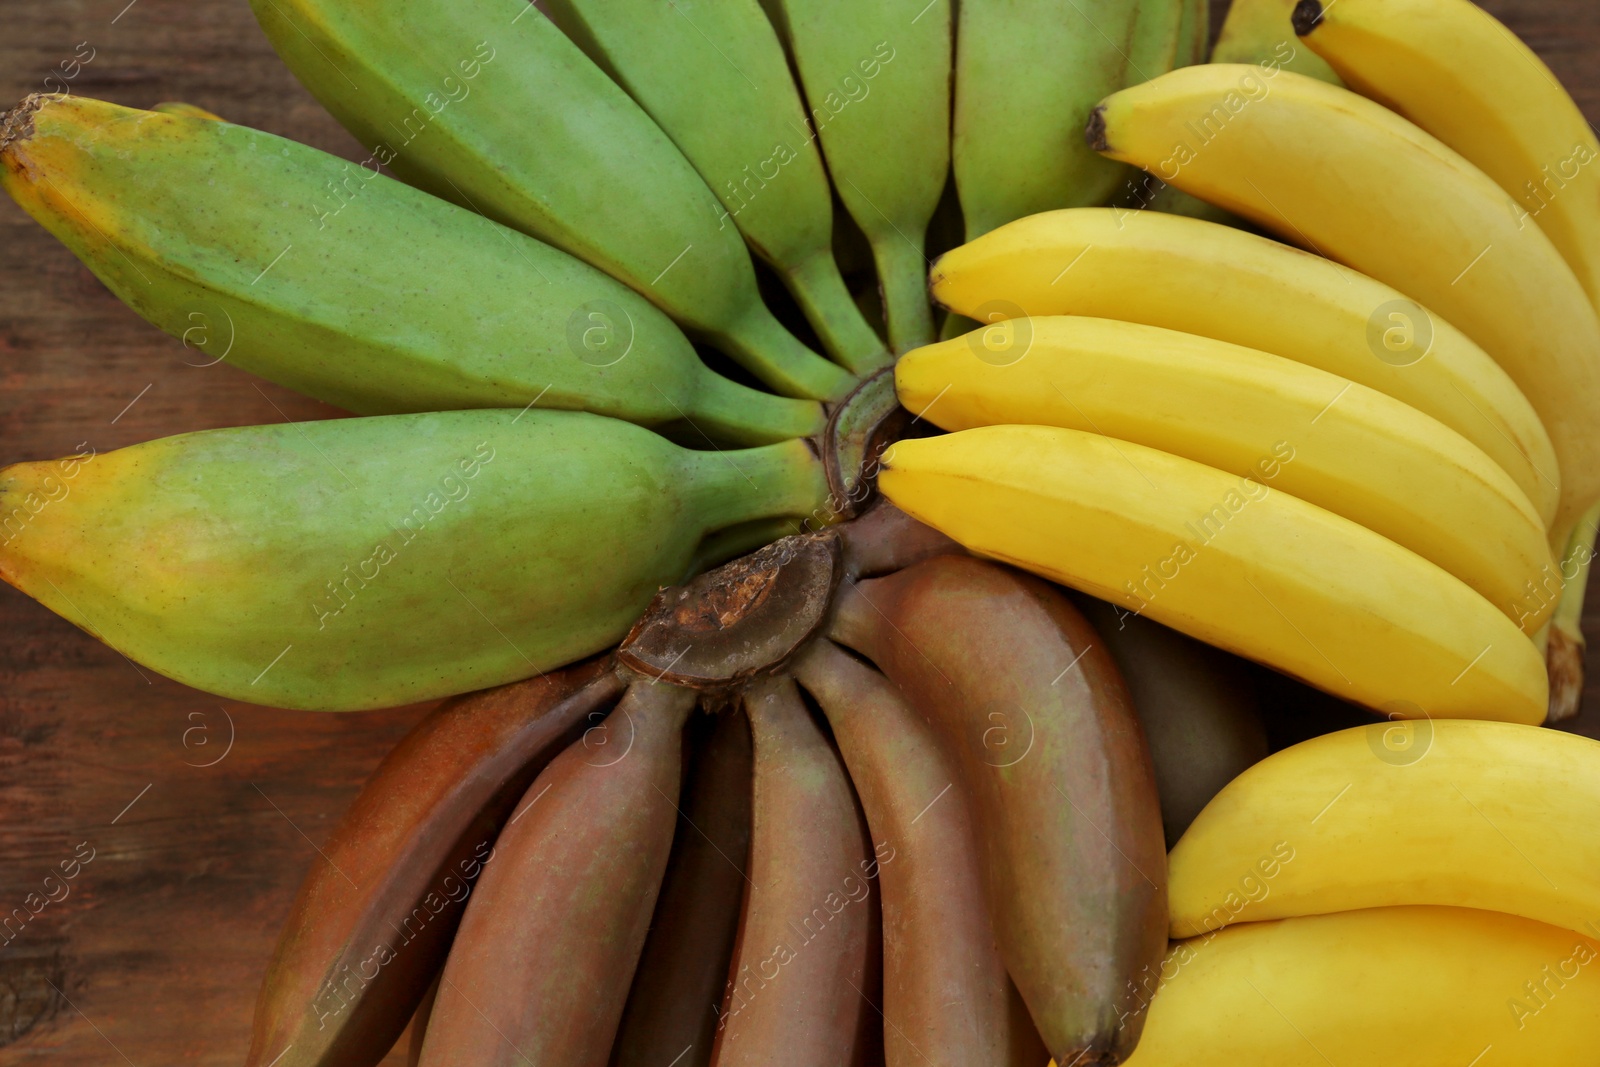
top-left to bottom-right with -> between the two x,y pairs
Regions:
1175,0 -> 1210,66
0,410 -> 829,711
246,660 -> 621,1067
0,95 -> 821,447
417,680 -> 696,1066
249,0 -> 852,401
761,0 -> 949,352
1212,0 -> 1341,83
952,0 -> 1184,240
542,0 -> 889,375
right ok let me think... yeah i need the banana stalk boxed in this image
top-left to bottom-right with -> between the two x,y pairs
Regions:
0,95 -> 822,446
762,0 -> 950,352
249,0 -> 852,401
0,410 -> 830,711
542,0 -> 889,374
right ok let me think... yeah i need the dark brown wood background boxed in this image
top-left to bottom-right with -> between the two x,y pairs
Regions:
0,1 -> 1595,1062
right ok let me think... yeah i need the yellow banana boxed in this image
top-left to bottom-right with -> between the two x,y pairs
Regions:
928,208 -> 1560,529
877,425 -> 1548,724
1167,719 -> 1600,941
897,317 -> 1553,633
1091,66 -> 1600,544
1295,0 -> 1600,314
1123,907 -> 1600,1066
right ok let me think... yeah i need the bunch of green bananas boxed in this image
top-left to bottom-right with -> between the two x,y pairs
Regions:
0,0 -> 1597,1065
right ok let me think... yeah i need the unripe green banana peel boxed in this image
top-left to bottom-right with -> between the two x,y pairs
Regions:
248,0 -> 853,402
0,95 -> 823,447
541,0 -> 890,375
0,409 -> 830,711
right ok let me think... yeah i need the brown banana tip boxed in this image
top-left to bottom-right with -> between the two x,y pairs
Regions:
1085,106 -> 1110,154
1546,626 -> 1585,722
1291,0 -> 1326,36
0,94 -> 59,156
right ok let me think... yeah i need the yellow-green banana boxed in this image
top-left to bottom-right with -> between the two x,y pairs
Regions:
1091,66 -> 1600,545
877,425 -> 1549,724
0,95 -> 821,447
761,0 -> 949,352
541,0 -> 888,374
953,0 -> 1185,240
249,0 -> 852,401
928,208 -> 1560,529
897,317 -> 1554,632
1168,719 -> 1600,941
0,411 -> 828,711
1211,0 -> 1340,83
1124,907 -> 1600,1066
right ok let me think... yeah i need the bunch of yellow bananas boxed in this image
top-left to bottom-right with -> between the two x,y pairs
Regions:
1133,718 -> 1600,1063
887,0 -> 1600,729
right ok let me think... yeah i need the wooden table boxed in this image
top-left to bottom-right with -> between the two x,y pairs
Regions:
0,1 -> 1595,1062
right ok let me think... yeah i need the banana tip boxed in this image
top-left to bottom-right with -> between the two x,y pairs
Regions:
1291,0 -> 1326,36
1,94 -> 51,157
1085,106 -> 1110,154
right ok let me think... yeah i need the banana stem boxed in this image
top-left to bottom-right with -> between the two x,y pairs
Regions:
1547,498 -> 1600,721
689,372 -> 826,447
871,231 -> 936,353
682,438 -> 833,537
781,252 -> 892,375
714,305 -> 857,402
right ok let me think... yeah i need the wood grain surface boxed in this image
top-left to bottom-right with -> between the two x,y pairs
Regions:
0,0 -> 1596,1063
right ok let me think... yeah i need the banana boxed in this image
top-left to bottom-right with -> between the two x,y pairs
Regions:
1548,500 -> 1600,721
896,316 -> 1555,633
1295,0 -> 1600,314
1175,0 -> 1209,67
541,0 -> 888,374
0,95 -> 822,447
952,0 -> 1183,241
0,409 -> 829,711
1090,66 -> 1600,543
1122,907 -> 1600,1066
929,208 -> 1560,530
248,0 -> 852,402
791,639 -> 1047,1067
1291,0 -> 1600,713
246,660 -> 621,1067
762,0 -> 948,351
1211,0 -> 1340,83
611,707 -> 753,1067
710,675 -> 878,1066
1167,719 -> 1600,940
830,554 -> 1167,1065
150,100 -> 225,121
1074,597 -> 1268,850
406,976 -> 437,1067
876,425 -> 1550,723
417,680 -> 696,1066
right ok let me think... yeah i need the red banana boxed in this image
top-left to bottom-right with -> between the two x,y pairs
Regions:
611,706 -> 754,1067
246,657 -> 621,1067
792,638 -> 1048,1066
830,555 -> 1167,1065
417,679 -> 696,1066
710,676 -> 879,1067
